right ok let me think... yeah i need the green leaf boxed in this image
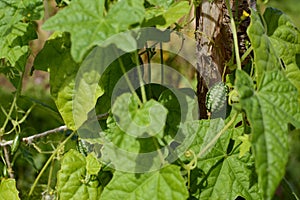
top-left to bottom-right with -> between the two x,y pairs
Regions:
178,119 -> 260,199
34,33 -> 78,129
285,63 -> 300,102
57,150 -> 101,200
147,0 -> 174,9
0,0 -> 43,68
235,69 -> 300,200
100,165 -> 188,200
100,95 -> 168,172
144,1 -> 190,28
112,93 -> 168,137
86,153 -> 101,175
182,119 -> 229,166
158,88 -> 198,139
263,7 -> 300,66
247,9 -> 281,85
157,1 -> 189,29
34,33 -> 104,130
196,153 -> 261,200
237,134 -> 252,158
0,179 -> 20,200
262,7 -> 300,101
158,89 -> 181,138
43,0 -> 145,62
95,52 -> 138,114
103,115 -> 153,152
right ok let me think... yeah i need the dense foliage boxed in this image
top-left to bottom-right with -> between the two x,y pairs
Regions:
0,0 -> 300,199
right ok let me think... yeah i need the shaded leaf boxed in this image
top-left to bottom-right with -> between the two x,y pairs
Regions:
158,88 -> 198,139
262,7 -> 300,101
95,52 -> 138,114
247,9 -> 281,85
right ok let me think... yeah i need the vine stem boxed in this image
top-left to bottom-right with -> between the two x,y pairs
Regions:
47,159 -> 55,192
115,49 -> 143,107
197,112 -> 239,158
3,146 -> 14,178
0,72 -> 24,135
225,0 -> 242,70
0,113 -> 108,147
241,46 -> 253,63
145,42 -> 151,82
134,51 -> 147,103
159,42 -> 164,84
29,130 -> 76,196
0,96 -> 17,135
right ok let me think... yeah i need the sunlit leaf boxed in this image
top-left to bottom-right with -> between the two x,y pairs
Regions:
235,69 -> 300,200
237,134 -> 252,158
43,0 -> 145,62
181,119 -> 261,199
57,150 -> 102,200
86,153 -> 101,175
112,93 -> 167,137
100,165 -> 188,200
144,1 -> 190,28
0,179 -> 20,200
0,0 -> 43,68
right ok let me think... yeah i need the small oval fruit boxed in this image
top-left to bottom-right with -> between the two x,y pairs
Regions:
206,82 -> 229,113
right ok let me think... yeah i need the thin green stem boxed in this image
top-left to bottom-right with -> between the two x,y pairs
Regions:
0,95 -> 16,136
240,46 -> 253,63
29,131 -> 76,196
225,0 -> 242,70
114,50 -> 143,106
0,72 -> 24,135
3,146 -> 13,178
197,112 -> 239,158
47,159 -> 55,192
134,51 -> 147,103
145,42 -> 151,82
